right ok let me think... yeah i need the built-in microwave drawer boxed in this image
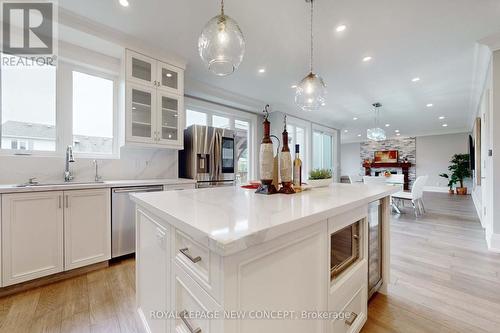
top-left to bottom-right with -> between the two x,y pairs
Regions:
331,286 -> 367,333
174,229 -> 222,302
172,262 -> 222,333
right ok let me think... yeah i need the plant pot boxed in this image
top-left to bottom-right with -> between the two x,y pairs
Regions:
307,179 -> 333,188
456,187 -> 468,195
448,189 -> 455,195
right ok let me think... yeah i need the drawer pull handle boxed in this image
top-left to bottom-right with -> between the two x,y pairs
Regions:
180,310 -> 202,333
345,312 -> 358,326
180,248 -> 202,263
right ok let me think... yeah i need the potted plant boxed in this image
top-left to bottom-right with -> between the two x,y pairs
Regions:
439,173 -> 458,194
308,169 -> 333,188
447,153 -> 471,195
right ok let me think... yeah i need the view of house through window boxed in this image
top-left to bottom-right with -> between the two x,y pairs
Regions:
1,54 -> 57,151
72,71 -> 114,154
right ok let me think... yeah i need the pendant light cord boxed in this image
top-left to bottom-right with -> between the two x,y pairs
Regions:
221,0 -> 224,16
310,0 -> 314,73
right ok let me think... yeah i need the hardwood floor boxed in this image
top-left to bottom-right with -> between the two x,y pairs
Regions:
0,258 -> 143,333
0,192 -> 498,332
362,192 -> 500,333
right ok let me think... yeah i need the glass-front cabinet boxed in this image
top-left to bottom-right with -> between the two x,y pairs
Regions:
125,49 -> 184,148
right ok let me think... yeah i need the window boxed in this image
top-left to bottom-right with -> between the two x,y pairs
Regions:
72,71 -> 114,154
287,124 -> 306,180
1,54 -> 56,152
186,109 -> 207,127
235,120 -> 249,184
212,115 -> 230,129
313,131 -> 333,171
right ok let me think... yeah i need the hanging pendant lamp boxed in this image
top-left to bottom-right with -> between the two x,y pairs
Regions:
295,0 -> 327,111
198,0 -> 245,76
367,103 -> 387,141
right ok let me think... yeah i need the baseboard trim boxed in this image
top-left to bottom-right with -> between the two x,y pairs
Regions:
486,231 -> 500,253
424,186 -> 449,193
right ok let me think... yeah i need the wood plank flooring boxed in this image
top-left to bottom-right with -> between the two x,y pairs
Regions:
362,192 -> 500,333
0,192 -> 498,332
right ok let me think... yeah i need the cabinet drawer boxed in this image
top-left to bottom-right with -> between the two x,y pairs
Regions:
331,286 -> 367,333
165,183 -> 196,191
174,230 -> 222,302
172,263 -> 222,333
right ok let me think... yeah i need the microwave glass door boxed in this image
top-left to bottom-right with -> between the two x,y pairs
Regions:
222,137 -> 235,173
331,221 -> 360,279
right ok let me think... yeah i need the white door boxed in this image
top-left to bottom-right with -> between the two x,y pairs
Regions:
126,50 -> 157,87
157,61 -> 184,95
1,191 -> 64,286
136,209 -> 169,333
156,91 -> 184,148
64,189 -> 111,270
126,82 -> 157,144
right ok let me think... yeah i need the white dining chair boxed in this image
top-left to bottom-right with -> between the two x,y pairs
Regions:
348,175 -> 363,184
363,176 -> 388,184
392,175 -> 428,217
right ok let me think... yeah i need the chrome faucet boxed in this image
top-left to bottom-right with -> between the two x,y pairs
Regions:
64,145 -> 75,182
92,160 -> 102,182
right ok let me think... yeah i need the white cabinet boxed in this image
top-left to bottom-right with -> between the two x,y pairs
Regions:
1,192 -> 64,286
136,208 -> 170,333
64,189 -> 111,270
125,49 -> 184,149
1,189 -> 111,286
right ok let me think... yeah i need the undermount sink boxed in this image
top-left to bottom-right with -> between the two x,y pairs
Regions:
16,181 -> 105,188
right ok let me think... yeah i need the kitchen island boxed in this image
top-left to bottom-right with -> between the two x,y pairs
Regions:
131,183 -> 397,333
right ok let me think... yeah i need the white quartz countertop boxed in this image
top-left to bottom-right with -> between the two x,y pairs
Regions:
131,183 -> 398,256
0,178 -> 196,194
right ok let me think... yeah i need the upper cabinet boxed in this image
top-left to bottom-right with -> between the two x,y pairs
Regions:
125,49 -> 184,149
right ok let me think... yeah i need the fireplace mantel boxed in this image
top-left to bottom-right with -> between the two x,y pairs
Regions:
363,162 -> 412,190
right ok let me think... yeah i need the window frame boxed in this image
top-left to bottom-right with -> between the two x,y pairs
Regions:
312,123 -> 339,177
286,116 -> 310,180
64,63 -> 120,159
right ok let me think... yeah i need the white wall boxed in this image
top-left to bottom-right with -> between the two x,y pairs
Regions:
0,147 -> 178,185
416,133 -> 469,189
340,143 -> 361,175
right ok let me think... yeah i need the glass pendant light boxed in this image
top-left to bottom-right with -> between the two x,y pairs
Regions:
367,103 -> 387,141
295,0 -> 327,111
198,0 -> 245,76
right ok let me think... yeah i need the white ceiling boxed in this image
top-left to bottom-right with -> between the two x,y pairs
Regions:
58,0 -> 500,142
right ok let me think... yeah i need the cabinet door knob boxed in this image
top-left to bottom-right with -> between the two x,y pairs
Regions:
180,310 -> 202,333
179,248 -> 202,263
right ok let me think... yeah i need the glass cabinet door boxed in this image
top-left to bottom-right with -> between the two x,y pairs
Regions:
128,84 -> 156,143
127,50 -> 156,87
157,61 -> 184,94
157,92 -> 182,144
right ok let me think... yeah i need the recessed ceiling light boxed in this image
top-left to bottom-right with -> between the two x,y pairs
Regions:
439,116 -> 445,120
336,25 -> 347,32
426,103 -> 433,107
395,129 -> 400,133
442,124 -> 448,127
353,117 -> 358,120
411,77 -> 420,82
291,85 -> 297,89
344,130 -> 349,133
258,68 -> 266,73
396,133 -> 401,136
362,56 -> 372,62
119,0 -> 129,7
385,124 -> 390,127
357,134 -> 362,137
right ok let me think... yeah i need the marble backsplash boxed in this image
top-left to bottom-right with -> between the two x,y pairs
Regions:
0,147 -> 179,185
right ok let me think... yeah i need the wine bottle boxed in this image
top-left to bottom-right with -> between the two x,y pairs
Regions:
293,144 -> 302,191
279,115 -> 295,194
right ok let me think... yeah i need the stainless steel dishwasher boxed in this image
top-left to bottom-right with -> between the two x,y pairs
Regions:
111,185 -> 164,258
